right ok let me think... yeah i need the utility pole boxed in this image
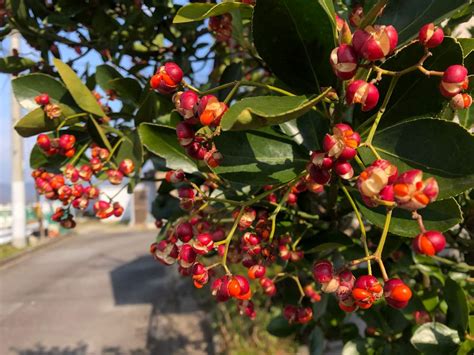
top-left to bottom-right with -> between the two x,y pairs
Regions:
11,30 -> 26,248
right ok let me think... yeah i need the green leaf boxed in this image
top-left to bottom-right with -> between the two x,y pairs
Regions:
356,196 -> 462,238
135,91 -> 173,125
0,56 -> 35,73
410,322 -> 460,352
152,194 -> 184,220
95,64 -> 123,91
221,93 -> 328,131
253,0 -> 336,92
361,118 -> 474,200
173,2 -> 253,24
460,38 -> 474,73
445,278 -> 469,335
53,58 -> 105,117
378,0 -> 469,44
137,123 -> 198,173
309,326 -> 325,355
356,37 -> 463,128
266,315 -> 298,337
280,110 -> 330,151
29,144 -> 66,170
108,78 -> 142,105
213,128 -> 308,185
14,105 -> 81,137
12,73 -> 76,110
86,116 -> 112,151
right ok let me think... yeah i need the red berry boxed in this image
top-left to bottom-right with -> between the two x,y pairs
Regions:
35,93 -> 50,106
412,230 -> 446,256
150,62 -> 183,95
119,159 -> 135,176
329,44 -> 359,80
176,122 -> 195,147
352,25 -> 398,61
346,80 -> 380,111
384,278 -> 412,309
440,65 -> 469,98
37,134 -> 51,151
248,264 -> 266,279
450,93 -> 472,110
418,23 -> 444,48
176,222 -> 194,242
313,260 -> 333,284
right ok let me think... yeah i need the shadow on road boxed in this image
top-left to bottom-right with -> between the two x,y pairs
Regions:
110,254 -> 215,355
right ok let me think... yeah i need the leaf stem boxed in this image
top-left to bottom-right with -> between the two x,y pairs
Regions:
221,206 -> 245,271
223,82 -> 241,104
69,142 -> 90,166
365,76 -> 399,145
341,184 -> 372,275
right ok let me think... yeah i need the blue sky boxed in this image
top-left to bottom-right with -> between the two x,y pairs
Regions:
0,3 -> 213,185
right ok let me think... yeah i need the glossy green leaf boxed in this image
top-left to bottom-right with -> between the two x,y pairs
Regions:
138,123 -> 198,173
173,2 -> 253,24
135,91 -> 174,125
378,0 -> 469,44
280,110 -> 330,151
12,73 -> 77,110
361,118 -> 474,200
356,37 -> 463,128
95,64 -> 123,91
108,78 -> 142,105
29,144 -> 66,170
445,278 -> 469,335
410,323 -> 460,352
266,315 -> 298,337
253,0 -> 336,93
14,105 -> 81,137
460,38 -> 474,73
53,58 -> 105,117
214,129 -> 308,185
152,194 -> 184,221
221,93 -> 329,131
356,196 -> 462,238
0,55 -> 35,73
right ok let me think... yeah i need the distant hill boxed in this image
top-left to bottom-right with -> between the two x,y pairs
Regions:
0,182 -> 37,204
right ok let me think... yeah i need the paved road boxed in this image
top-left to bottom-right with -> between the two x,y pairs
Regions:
0,225 -> 214,355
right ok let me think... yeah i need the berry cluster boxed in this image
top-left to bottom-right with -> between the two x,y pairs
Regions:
151,63 -> 227,168
150,170 -> 328,321
330,19 -> 471,112
306,123 -> 361,184
33,138 -> 134,228
313,261 -> 412,311
37,133 -> 76,158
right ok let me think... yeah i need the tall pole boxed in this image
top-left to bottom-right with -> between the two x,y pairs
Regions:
11,31 -> 26,248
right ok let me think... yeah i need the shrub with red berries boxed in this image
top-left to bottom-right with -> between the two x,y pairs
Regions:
11,1 -> 474,353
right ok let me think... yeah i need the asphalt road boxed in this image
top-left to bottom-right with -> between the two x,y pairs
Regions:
0,224 -> 214,355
